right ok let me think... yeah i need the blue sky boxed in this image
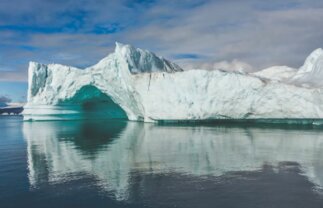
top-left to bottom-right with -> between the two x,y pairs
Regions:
0,0 -> 323,102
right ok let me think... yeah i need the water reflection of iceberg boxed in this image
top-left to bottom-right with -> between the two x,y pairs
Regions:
23,121 -> 323,200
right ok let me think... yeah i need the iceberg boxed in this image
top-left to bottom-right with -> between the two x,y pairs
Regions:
23,43 -> 323,122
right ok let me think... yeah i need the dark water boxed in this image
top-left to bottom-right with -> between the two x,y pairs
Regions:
1,116 -> 323,208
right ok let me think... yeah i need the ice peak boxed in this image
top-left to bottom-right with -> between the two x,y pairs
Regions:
289,48 -> 323,87
300,48 -> 323,72
309,48 -> 323,57
114,42 -> 183,73
115,42 -> 133,55
115,41 -> 124,48
300,48 -> 323,69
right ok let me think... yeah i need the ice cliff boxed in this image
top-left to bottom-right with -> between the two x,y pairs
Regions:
23,43 -> 323,122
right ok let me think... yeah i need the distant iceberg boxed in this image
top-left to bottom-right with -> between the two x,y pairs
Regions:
23,43 -> 323,122
0,102 -> 24,115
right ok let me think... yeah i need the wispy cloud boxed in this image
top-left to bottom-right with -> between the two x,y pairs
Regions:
0,0 -> 323,81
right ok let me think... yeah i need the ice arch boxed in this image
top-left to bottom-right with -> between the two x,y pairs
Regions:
59,85 -> 128,120
23,82 -> 130,121
59,85 -> 127,119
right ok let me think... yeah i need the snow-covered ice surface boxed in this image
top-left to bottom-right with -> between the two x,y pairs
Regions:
252,66 -> 297,82
23,43 -> 323,123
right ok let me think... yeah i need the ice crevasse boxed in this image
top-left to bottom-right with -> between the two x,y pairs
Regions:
23,43 -> 323,123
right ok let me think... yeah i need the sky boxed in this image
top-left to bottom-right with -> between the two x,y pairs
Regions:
0,0 -> 323,102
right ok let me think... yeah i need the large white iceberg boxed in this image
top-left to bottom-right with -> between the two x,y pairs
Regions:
23,43 -> 323,122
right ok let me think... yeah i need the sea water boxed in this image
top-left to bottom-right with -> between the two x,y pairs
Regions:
1,116 -> 323,208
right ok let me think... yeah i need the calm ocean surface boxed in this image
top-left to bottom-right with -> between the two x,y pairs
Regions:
1,116 -> 323,208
